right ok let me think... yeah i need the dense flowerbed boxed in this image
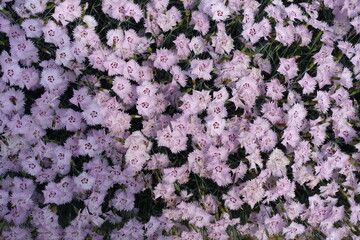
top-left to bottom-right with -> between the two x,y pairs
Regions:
0,0 -> 360,239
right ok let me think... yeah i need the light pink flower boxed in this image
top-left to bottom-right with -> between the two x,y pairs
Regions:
277,57 -> 299,80
190,59 -> 213,80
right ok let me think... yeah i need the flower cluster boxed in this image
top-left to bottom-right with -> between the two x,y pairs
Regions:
0,0 -> 360,239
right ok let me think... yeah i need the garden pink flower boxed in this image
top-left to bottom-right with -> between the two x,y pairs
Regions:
259,129 -> 278,152
284,200 -> 306,220
156,6 -> 181,32
275,24 -> 295,46
261,101 -> 284,124
154,182 -> 175,200
242,22 -> 264,44
314,91 -> 331,113
265,214 -> 286,235
43,182 -> 65,205
190,11 -> 210,35
240,179 -> 265,208
170,65 -> 187,87
298,73 -> 317,94
295,25 -> 313,46
207,159 -> 232,186
125,2 -> 143,23
266,78 -> 286,100
223,187 -> 243,210
74,172 -> 95,191
287,103 -> 307,128
277,57 -> 299,80
106,28 -> 124,48
112,190 -> 135,211
210,2 -> 230,22
190,59 -> 213,80
189,36 -> 207,54
152,48 -> 178,71
21,18 -> 43,38
105,53 -> 125,76
267,148 -> 290,177
283,222 -> 305,240
88,49 -> 108,71
211,23 -> 234,54
173,34 -> 190,59
24,0 -> 46,15
82,102 -> 104,125
206,116 -> 226,136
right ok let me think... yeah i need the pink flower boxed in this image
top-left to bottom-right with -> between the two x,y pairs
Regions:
265,214 -> 286,235
266,78 -> 286,100
42,20 -> 66,46
239,179 -> 265,208
43,182 -> 65,205
170,65 -> 187,87
350,204 -> 360,225
125,2 -> 143,23
191,11 -> 210,35
105,53 -> 126,76
3,227 -> 31,240
0,88 -> 25,116
88,49 -> 108,71
190,59 -> 213,80
207,159 -> 232,186
298,73 -> 316,94
74,172 -> 95,191
24,0 -> 46,15
152,48 -> 178,71
351,15 -> 360,34
335,121 -> 357,143
210,2 -> 230,22
55,47 -> 74,66
173,34 -> 191,59
314,91 -> 331,113
275,24 -> 295,46
261,102 -> 284,124
0,190 -> 9,205
21,18 -> 43,38
310,122 -> 329,147
83,15 -> 98,28
267,148 -> 290,177
189,36 -> 207,54
287,103 -> 307,128
242,22 -> 264,44
122,29 -> 141,52
156,6 -> 181,32
154,182 -> 175,199
277,57 -> 299,80
157,127 -> 188,153
206,116 -> 226,136
112,190 -> 135,211
82,102 -> 104,125
211,23 -> 234,54
284,201 -> 306,220
223,187 -> 243,210
40,68 -> 63,90
283,222 -> 305,240
78,137 -> 99,157
295,25 -> 312,46
123,59 -> 141,81
259,130 -> 278,152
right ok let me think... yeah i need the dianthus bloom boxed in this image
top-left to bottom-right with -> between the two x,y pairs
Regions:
190,59 -> 213,80
267,148 -> 290,177
277,57 -> 299,80
152,48 -> 178,71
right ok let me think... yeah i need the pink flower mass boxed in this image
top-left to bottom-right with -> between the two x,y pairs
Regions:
0,0 -> 359,239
